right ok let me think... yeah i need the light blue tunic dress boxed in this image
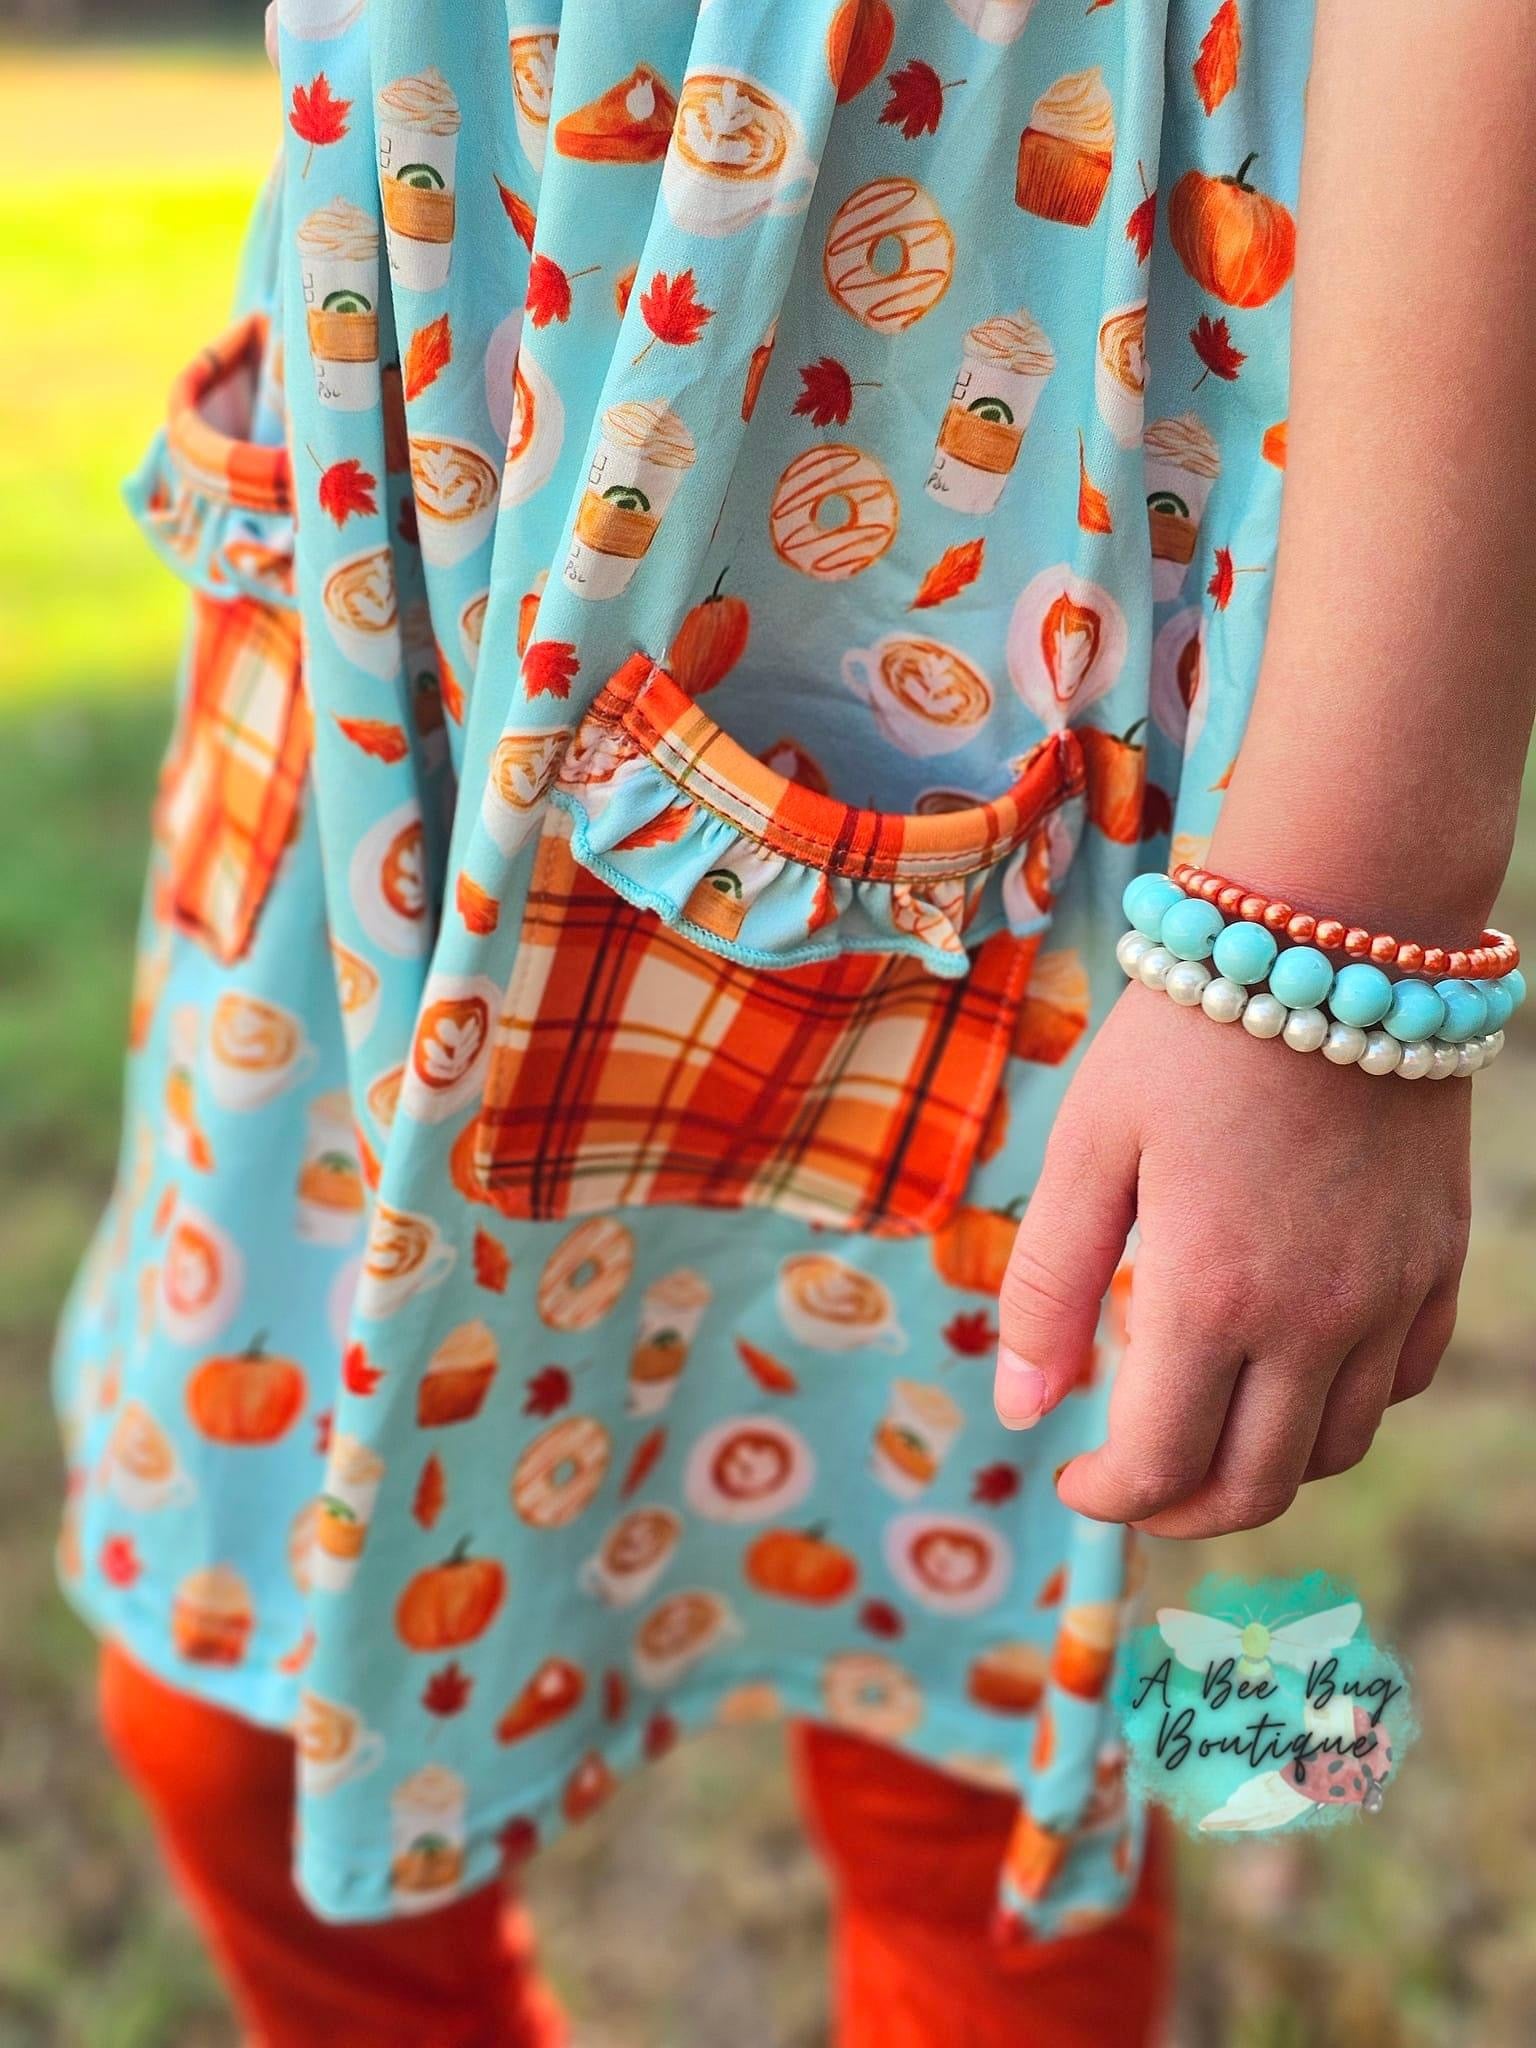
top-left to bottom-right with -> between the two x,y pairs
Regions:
56,0 -> 1315,1930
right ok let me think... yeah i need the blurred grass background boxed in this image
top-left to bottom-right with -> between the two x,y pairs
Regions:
2,39 -> 1534,2048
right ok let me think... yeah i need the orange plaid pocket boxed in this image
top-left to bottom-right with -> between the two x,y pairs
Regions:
158,593 -> 310,965
468,658 -> 1082,1238
152,319 -> 308,964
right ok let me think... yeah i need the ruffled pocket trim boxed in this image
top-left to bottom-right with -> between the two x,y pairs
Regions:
125,314 -> 296,608
550,654 -> 1085,979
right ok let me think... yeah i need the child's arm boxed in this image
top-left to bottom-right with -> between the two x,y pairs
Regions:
994,0 -> 1536,1537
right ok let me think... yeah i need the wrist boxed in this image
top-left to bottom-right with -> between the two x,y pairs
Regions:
1203,821 -> 1509,952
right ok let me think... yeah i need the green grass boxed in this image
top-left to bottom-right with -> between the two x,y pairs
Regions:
3,44 -> 1536,2048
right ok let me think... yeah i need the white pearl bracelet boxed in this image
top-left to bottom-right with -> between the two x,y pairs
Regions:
1116,930 -> 1506,1079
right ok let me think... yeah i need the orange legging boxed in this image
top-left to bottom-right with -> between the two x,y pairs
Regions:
99,1642 -> 1171,2047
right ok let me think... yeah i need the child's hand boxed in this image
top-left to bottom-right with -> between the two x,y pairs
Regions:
993,980 -> 1472,1537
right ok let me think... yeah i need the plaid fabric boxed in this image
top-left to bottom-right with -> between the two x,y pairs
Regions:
160,592 -> 310,965
592,653 -> 1085,883
473,815 -> 1040,1236
166,315 -> 293,519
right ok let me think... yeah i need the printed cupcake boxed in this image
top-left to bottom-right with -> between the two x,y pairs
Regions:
1015,69 -> 1115,228
172,1566 -> 254,1666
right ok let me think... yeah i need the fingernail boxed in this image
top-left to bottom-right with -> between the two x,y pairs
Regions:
994,1346 -> 1048,1429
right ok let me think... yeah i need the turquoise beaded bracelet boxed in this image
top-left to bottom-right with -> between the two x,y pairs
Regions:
1118,870 -> 1525,1080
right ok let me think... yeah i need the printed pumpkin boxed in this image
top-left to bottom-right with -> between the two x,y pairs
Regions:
744,1527 -> 859,1605
1168,154 -> 1296,309
931,1206 -> 1021,1296
186,1338 -> 307,1445
395,1541 -> 507,1651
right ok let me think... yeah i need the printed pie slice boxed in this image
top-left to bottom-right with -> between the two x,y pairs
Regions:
555,65 -> 677,164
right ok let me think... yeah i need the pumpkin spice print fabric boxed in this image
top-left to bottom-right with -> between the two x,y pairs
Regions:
54,0 -> 1316,1932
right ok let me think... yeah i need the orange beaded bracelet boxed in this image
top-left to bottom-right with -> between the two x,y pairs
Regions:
1170,864 -> 1519,979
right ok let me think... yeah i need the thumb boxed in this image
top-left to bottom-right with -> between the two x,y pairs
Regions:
994,1112 -> 1136,1430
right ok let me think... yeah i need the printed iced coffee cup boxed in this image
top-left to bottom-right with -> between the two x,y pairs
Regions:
391,1766 -> 468,1910
682,839 -> 780,942
927,312 -> 1055,515
295,1090 -> 365,1246
298,198 -> 381,412
508,26 -> 559,173
278,0 -> 364,37
871,1380 -> 964,1499
311,1433 -> 386,1591
627,1269 -> 712,1415
1143,413 -> 1222,602
563,401 -> 695,601
945,0 -> 1037,41
377,69 -> 462,293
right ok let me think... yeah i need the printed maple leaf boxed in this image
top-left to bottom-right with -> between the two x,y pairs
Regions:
621,1427 -> 666,1498
276,1627 -> 316,1676
634,269 -> 714,362
523,1366 -> 572,1417
404,314 -> 453,401
457,875 -> 500,935
615,801 -> 695,851
290,73 -> 351,176
1190,313 -> 1246,387
1126,161 -> 1157,264
1193,0 -> 1243,115
437,648 -> 465,723
1207,544 -> 1265,609
314,1410 -> 333,1455
972,1462 -> 1022,1507
911,538 -> 985,611
342,1341 -> 384,1395
880,58 -> 961,140
99,1535 -> 142,1590
526,253 -> 599,328
1141,782 -> 1174,838
522,639 -> 579,699
736,1337 -> 800,1396
859,1599 -> 905,1640
499,1816 -> 540,1867
316,456 -> 378,527
1035,1564 -> 1067,1607
643,1711 -> 680,1760
1076,432 -> 1114,535
794,356 -> 858,429
943,1309 -> 997,1357
335,716 -> 409,764
614,264 -> 638,320
472,1228 -> 512,1291
495,177 -> 538,250
602,1669 -> 629,1723
526,253 -> 573,327
422,1660 -> 473,1716
412,1453 -> 447,1530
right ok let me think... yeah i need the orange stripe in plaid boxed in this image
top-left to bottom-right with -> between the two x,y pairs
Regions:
591,655 -> 1085,883
474,819 -> 1039,1237
166,315 -> 293,519
161,592 -> 310,965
